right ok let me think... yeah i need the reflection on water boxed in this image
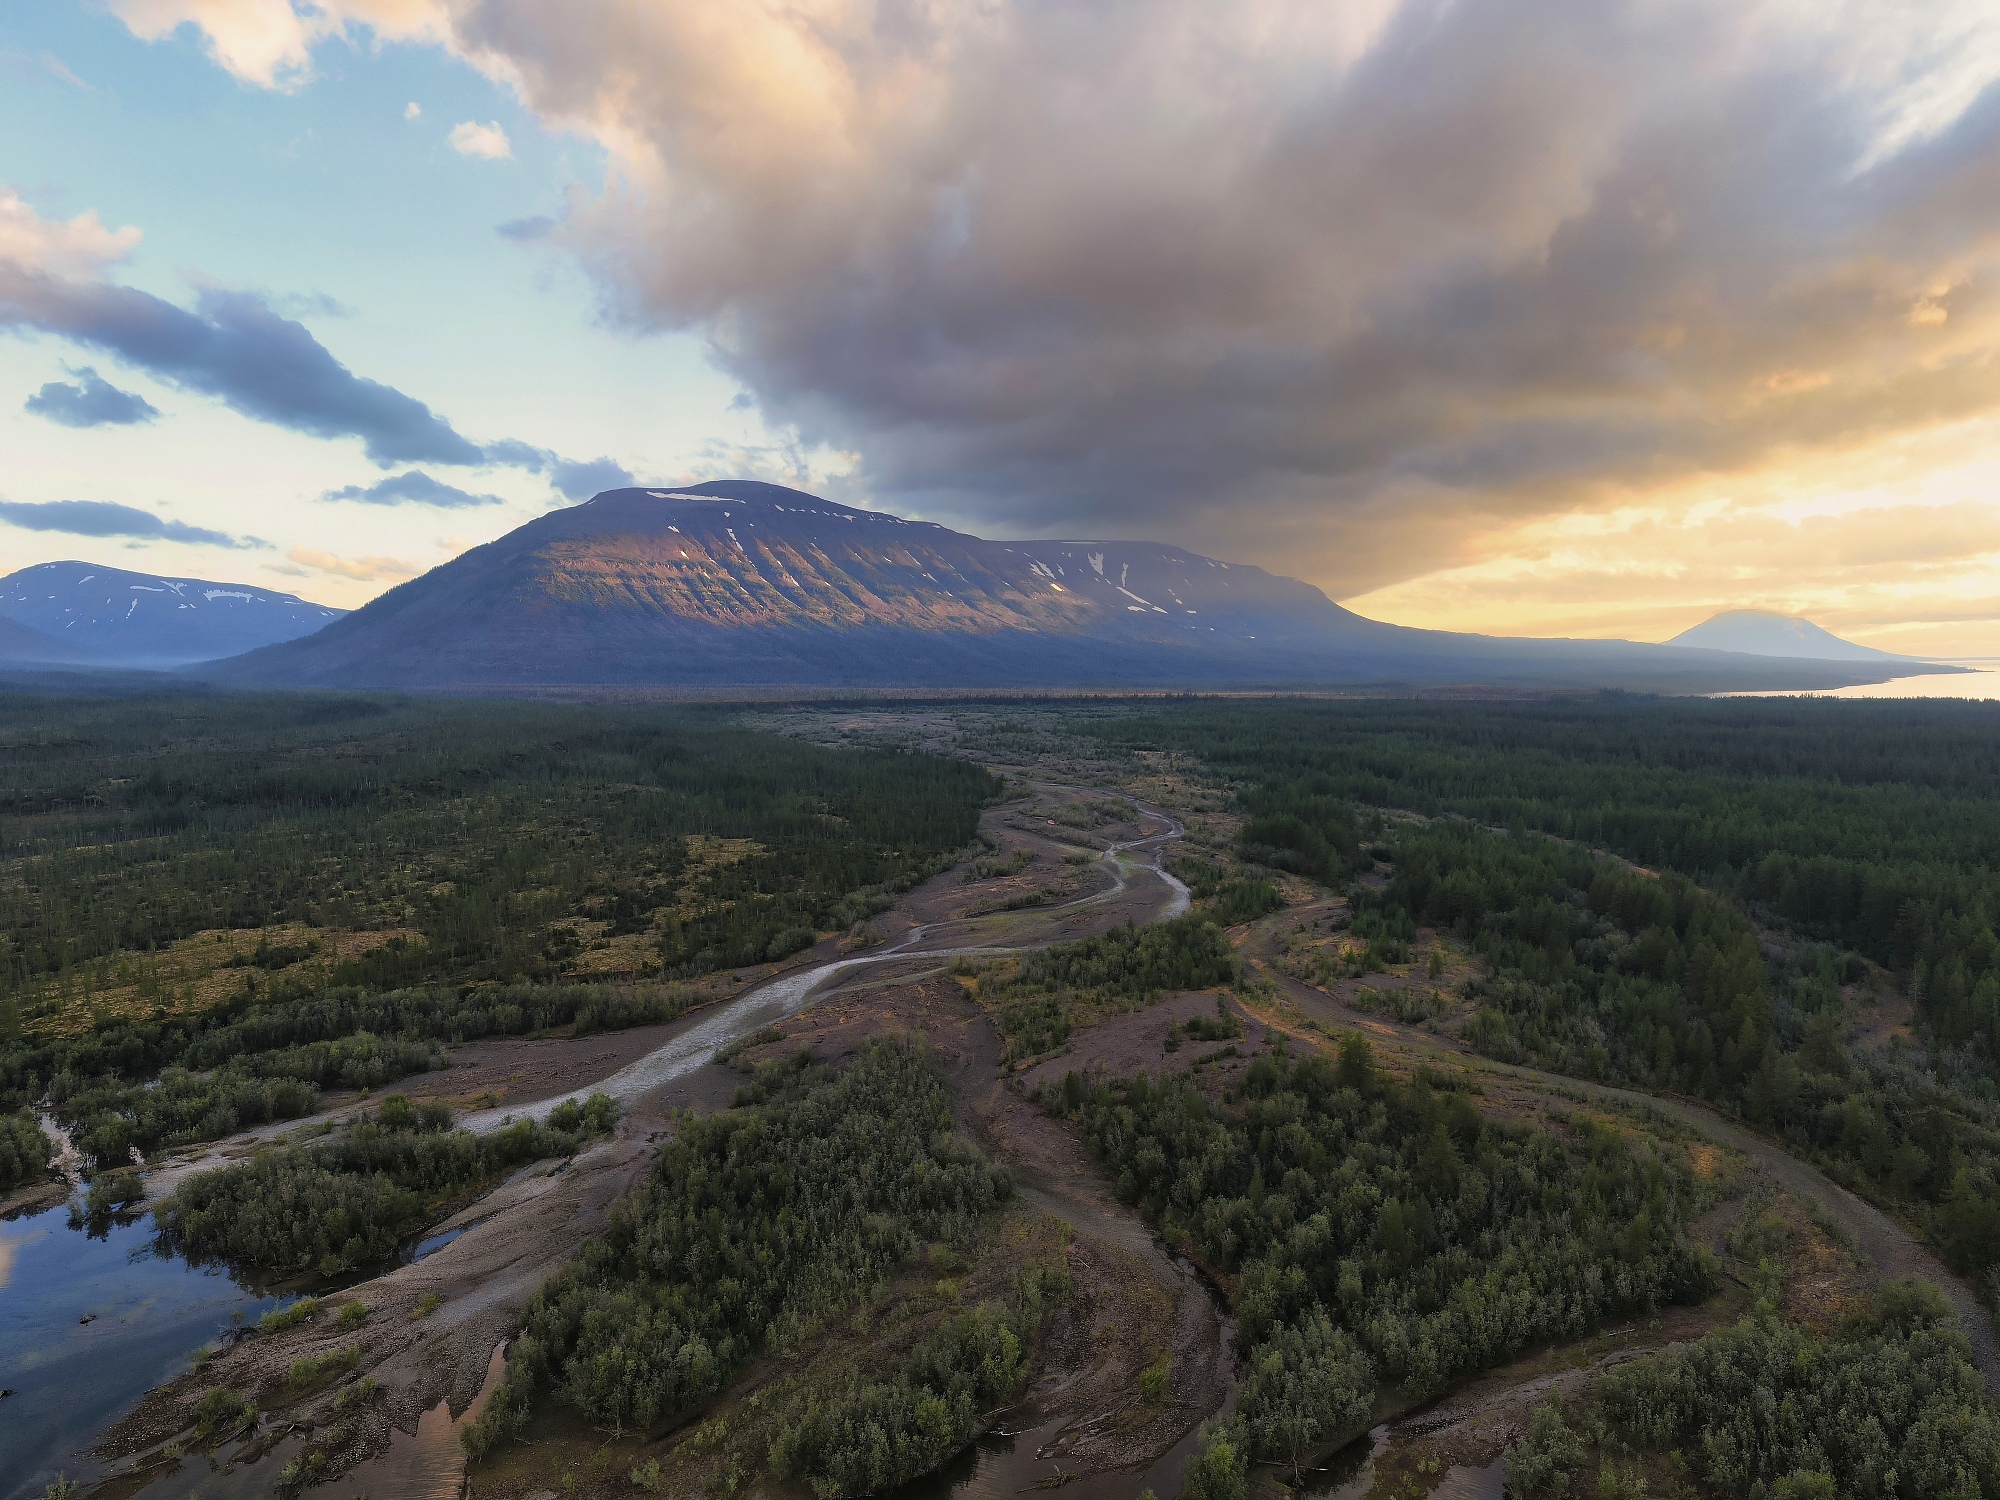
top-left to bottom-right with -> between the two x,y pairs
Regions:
0,1200 -> 284,1500
1720,662 -> 2000,700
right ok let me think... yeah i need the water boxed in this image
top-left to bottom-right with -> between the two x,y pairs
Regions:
0,1200 -> 286,1500
1720,660 -> 2000,699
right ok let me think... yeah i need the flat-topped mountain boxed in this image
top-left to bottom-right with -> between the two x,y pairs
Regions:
210,481 -> 1952,692
0,561 -> 344,666
1667,609 -> 1910,663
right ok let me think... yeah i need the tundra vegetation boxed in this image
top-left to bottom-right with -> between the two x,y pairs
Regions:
0,693 -> 993,1167
971,912 -> 1238,1064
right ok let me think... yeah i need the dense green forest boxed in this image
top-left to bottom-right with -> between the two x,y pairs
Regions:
1086,699 -> 2000,1296
465,1042 -> 1025,1470
0,693 -> 992,1162
1509,1280 -> 2000,1497
155,1092 -> 618,1274
1059,1038 -> 1714,1473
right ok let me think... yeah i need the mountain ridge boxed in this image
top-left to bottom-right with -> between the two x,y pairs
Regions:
207,481 -> 1956,694
0,561 -> 344,666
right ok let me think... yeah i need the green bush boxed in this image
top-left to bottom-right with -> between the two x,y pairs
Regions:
0,1108 -> 51,1192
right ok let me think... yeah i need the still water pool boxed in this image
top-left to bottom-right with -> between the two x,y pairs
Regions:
0,1200 -> 285,1500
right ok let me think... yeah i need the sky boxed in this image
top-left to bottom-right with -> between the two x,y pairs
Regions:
3,1 -> 2000,652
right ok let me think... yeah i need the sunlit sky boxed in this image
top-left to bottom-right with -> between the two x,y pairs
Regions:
4,1 -> 2000,652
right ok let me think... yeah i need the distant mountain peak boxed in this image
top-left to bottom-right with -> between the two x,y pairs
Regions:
0,560 -> 344,666
1665,608 -> 1910,663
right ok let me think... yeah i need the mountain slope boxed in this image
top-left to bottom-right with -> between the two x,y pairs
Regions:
0,562 -> 344,666
1667,609 -> 1909,662
0,611 -> 77,664
210,482 -> 1953,692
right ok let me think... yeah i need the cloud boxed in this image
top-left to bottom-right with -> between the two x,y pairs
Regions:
111,0 -> 2000,615
482,441 -> 633,498
0,189 -> 487,466
547,455 -> 632,499
322,469 -> 504,507
107,0 -> 444,89
404,101 -> 421,120
25,367 -> 160,427
449,120 -> 511,160
0,497 -> 259,548
287,545 -> 422,581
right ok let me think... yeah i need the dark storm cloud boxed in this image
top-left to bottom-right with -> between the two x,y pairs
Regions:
0,498 -> 258,548
482,441 -> 634,499
323,470 -> 506,507
24,366 -> 159,427
0,266 -> 487,466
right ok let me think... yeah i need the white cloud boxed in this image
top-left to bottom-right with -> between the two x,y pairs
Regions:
404,100 -> 421,120
287,545 -> 421,581
448,119 -> 512,160
0,189 -> 140,277
107,0 -> 446,89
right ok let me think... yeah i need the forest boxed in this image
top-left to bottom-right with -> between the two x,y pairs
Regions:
464,1041 -> 1029,1483
0,692 -> 992,1164
155,1092 -> 618,1274
1059,1038 -> 1715,1474
1086,698 -> 2000,1298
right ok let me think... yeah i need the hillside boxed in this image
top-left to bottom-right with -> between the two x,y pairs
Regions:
0,562 -> 344,666
209,481 -> 1952,692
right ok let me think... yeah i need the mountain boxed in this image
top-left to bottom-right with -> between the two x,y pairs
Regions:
209,481 -> 1955,693
0,562 -> 344,666
0,611 -> 77,664
1666,609 -> 1910,663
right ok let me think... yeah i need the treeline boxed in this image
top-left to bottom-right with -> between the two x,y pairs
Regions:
465,1042 -> 1012,1456
1058,1039 -> 1713,1472
8,981 -> 681,1169
155,1092 -> 617,1274
981,914 -> 1237,1063
0,1107 -> 50,1191
0,692 -> 995,1018
1087,698 -> 2000,1054
1510,1282 -> 2000,1498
